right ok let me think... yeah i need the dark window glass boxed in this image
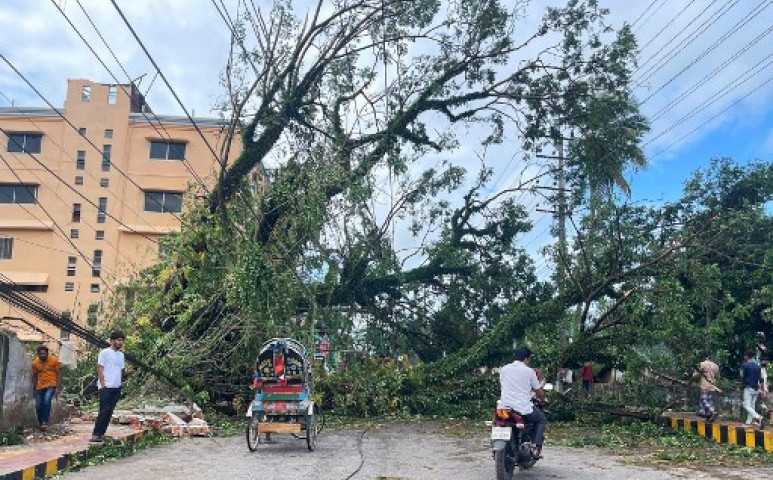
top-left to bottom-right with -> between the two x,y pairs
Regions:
144,191 -> 182,213
167,142 -> 186,160
76,151 -> 86,170
6,133 -> 42,154
67,256 -> 76,276
95,230 -> 104,240
149,140 -> 186,160
65,282 -> 74,292
75,176 -> 84,186
104,129 -> 113,138
0,185 -> 37,204
92,249 -> 102,277
78,127 -> 87,136
72,203 -> 81,223
70,228 -> 79,239
101,145 -> 111,172
100,178 -> 109,188
90,283 -> 100,293
97,197 -> 107,223
149,141 -> 167,159
0,237 -> 12,259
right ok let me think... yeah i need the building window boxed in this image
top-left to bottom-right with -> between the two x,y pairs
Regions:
0,237 -> 12,259
107,85 -> 117,104
87,304 -> 99,326
101,145 -> 111,171
81,85 -> 91,102
6,133 -> 42,154
67,256 -> 77,276
95,230 -> 105,240
149,140 -> 186,160
75,176 -> 84,186
78,127 -> 87,136
90,283 -> 100,293
100,178 -> 109,188
97,197 -> 107,223
144,191 -> 182,213
92,249 -> 102,277
60,328 -> 70,341
0,184 -> 37,204
65,282 -> 74,292
72,203 -> 81,223
76,150 -> 86,170
104,129 -> 113,139
70,228 -> 79,239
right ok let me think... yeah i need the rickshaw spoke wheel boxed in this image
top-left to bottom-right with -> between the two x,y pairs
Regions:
246,416 -> 261,452
306,411 -> 317,451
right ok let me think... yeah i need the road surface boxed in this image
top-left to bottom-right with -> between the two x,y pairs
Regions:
58,421 -> 772,479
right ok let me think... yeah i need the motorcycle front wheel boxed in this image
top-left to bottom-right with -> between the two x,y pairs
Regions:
494,445 -> 514,480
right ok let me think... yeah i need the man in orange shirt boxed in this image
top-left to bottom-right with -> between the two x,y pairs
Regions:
31,345 -> 62,430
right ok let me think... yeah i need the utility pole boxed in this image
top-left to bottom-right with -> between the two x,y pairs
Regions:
556,138 -> 567,295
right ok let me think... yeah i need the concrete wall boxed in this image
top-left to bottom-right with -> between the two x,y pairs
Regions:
0,330 -> 65,430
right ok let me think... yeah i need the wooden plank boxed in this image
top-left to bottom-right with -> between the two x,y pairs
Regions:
258,422 -> 302,434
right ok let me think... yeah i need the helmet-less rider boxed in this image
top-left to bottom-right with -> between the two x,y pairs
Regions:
498,346 -> 547,458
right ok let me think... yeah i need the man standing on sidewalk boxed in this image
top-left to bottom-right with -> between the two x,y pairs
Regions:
31,345 -> 61,430
90,330 -> 125,443
740,350 -> 764,429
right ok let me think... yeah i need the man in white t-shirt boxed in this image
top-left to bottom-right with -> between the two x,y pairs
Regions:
499,347 -> 546,457
90,330 -> 125,443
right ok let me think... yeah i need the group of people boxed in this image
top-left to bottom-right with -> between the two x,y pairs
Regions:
695,349 -> 770,428
31,330 -> 126,443
557,361 -> 596,396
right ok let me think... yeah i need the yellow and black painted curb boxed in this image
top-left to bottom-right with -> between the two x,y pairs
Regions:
1,429 -> 151,480
668,416 -> 773,451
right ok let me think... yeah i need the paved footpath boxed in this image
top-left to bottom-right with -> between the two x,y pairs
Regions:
58,421 -> 773,480
0,422 -> 144,480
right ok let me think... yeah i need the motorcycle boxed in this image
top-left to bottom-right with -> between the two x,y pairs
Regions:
489,383 -> 552,479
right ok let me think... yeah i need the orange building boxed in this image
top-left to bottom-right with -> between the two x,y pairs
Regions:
0,79 -> 241,360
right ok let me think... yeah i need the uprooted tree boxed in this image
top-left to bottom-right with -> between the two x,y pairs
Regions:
109,0 -> 650,405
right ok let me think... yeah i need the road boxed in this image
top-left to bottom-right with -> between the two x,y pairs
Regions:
58,421 -> 771,480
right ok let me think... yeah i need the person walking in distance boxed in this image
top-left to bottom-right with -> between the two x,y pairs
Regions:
740,350 -> 765,429
31,345 -> 62,430
581,362 -> 594,397
90,330 -> 125,443
695,352 -> 721,421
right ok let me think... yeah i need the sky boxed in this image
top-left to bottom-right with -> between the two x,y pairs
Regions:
1,0 -> 771,272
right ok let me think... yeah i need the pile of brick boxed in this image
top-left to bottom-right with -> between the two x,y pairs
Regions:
73,404 -> 211,437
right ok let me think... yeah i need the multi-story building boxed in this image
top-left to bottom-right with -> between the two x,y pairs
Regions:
0,79 -> 240,360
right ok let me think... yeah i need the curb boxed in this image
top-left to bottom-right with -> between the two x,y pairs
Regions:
666,416 -> 773,451
1,429 -> 151,480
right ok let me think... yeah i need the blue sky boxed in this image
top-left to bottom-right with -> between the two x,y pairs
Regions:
0,0 -> 771,265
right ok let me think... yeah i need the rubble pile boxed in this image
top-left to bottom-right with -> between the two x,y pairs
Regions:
71,403 -> 211,437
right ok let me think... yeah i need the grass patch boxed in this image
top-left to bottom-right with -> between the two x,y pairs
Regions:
0,427 -> 24,446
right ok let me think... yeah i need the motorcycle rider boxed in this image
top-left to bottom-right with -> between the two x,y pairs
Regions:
498,346 -> 547,458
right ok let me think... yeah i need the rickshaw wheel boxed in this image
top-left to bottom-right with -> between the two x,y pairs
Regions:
246,416 -> 261,452
306,410 -> 317,451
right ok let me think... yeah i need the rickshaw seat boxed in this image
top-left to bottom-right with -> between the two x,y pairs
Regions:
263,384 -> 303,394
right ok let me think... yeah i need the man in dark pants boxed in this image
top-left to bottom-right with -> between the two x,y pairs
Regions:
499,347 -> 547,458
90,330 -> 125,443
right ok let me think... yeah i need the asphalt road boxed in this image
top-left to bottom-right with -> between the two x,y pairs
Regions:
57,421 -> 772,480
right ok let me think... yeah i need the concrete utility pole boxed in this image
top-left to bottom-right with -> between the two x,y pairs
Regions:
556,138 -> 567,295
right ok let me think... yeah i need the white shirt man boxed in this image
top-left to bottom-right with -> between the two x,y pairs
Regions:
498,347 -> 546,457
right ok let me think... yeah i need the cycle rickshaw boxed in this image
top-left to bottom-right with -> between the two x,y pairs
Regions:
246,338 -> 321,451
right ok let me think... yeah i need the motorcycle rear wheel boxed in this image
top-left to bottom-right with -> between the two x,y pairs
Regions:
494,447 -> 514,480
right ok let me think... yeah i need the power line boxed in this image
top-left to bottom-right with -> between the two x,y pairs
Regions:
649,26 -> 773,123
0,89 -> 165,240
637,0 -> 700,53
635,0 -> 740,84
633,0 -> 669,34
0,152 -> 116,296
631,0 -> 663,29
108,0 -> 227,174
639,1 -> 772,104
52,0 -> 211,193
